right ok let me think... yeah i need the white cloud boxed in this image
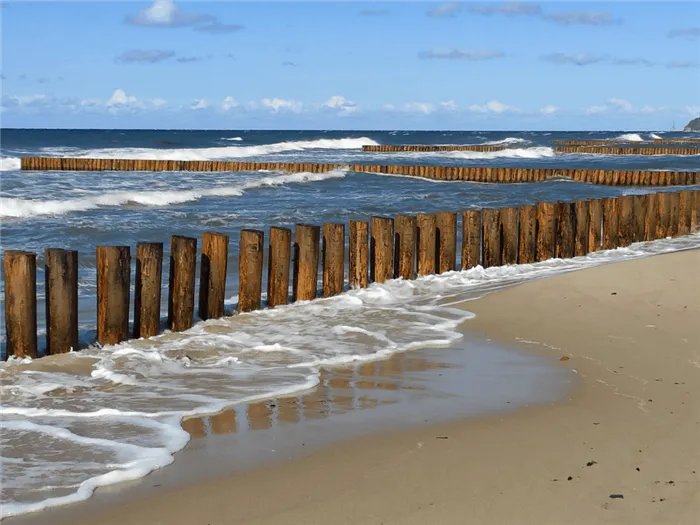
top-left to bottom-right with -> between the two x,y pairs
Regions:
640,105 -> 667,113
467,3 -> 542,17
418,49 -> 505,61
190,98 -> 209,111
106,89 -> 167,113
584,105 -> 608,115
126,0 -> 213,27
107,89 -> 137,107
540,105 -> 559,115
607,97 -> 633,112
221,96 -> 239,111
468,100 -> 519,113
321,95 -> 358,115
685,106 -> 700,115
384,100 -> 459,115
439,100 -> 458,111
261,98 -> 303,113
544,11 -> 622,26
427,3 -> 462,18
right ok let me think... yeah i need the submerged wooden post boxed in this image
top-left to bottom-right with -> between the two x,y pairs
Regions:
394,215 -> 416,280
517,205 -> 536,264
499,207 -> 519,265
461,210 -> 481,269
97,246 -> 130,345
322,223 -> 345,297
239,230 -> 264,312
602,198 -> 619,250
555,202 -> 576,259
44,249 -> 78,355
267,227 -> 291,307
436,211 -> 457,273
618,196 -> 635,247
349,221 -> 368,289
416,213 -> 436,276
167,236 -> 197,332
4,251 -> 38,358
574,200 -> 590,257
134,242 -> 163,339
536,202 -> 555,261
482,208 -> 501,268
293,224 -> 320,301
199,232 -> 229,320
370,216 -> 394,283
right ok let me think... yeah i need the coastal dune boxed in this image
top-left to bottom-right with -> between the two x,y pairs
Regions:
18,249 -> 699,525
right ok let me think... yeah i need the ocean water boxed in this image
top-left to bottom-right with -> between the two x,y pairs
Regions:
1,129 -> 699,519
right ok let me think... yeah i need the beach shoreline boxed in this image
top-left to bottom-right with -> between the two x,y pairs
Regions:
8,248 -> 699,525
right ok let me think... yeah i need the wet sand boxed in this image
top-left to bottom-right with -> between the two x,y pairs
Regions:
10,249 -> 700,525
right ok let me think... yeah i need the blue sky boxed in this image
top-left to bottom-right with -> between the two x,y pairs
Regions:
1,1 -> 699,130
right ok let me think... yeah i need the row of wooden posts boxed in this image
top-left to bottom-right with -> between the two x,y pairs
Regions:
4,190 -> 700,361
553,139 -> 700,146
18,157 -> 700,186
362,145 -> 699,155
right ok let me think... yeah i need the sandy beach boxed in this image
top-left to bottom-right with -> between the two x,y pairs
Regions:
10,249 -> 700,525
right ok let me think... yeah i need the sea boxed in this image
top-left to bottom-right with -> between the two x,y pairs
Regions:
1,129 -> 699,519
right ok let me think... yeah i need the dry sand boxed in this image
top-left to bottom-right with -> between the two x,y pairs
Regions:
13,250 -> 700,525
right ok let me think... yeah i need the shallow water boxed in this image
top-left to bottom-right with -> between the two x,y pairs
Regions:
0,129 -> 699,518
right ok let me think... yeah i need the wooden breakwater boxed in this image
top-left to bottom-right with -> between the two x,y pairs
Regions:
553,146 -> 699,155
17,157 -> 700,186
554,139 -> 700,146
4,190 -> 700,360
362,145 -> 509,152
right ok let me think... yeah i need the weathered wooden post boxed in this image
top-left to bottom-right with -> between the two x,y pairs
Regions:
416,213 -> 436,276
238,230 -> 264,312
461,210 -> 481,269
499,207 -> 519,265
4,251 -> 38,358
691,191 -> 700,232
555,202 -> 576,259
633,195 -> 646,242
322,223 -> 345,297
370,217 -> 394,283
536,202 -> 555,261
293,224 -> 320,301
482,208 -> 501,268
97,246 -> 130,345
678,191 -> 692,236
668,192 -> 680,237
656,192 -> 670,239
436,211 -> 457,273
644,193 -> 658,241
44,248 -> 78,355
618,196 -> 635,247
199,232 -> 229,320
167,236 -> 197,332
134,242 -> 163,339
602,198 -> 619,250
349,221 -> 368,289
574,200 -> 590,256
518,205 -> 536,264
588,199 -> 603,252
394,215 -> 416,280
267,227 -> 291,307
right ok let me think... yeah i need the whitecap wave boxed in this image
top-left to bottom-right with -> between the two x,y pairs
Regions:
444,147 -> 555,160
221,137 -> 242,141
0,169 -> 348,219
1,156 -> 21,171
613,133 -> 645,142
650,133 -> 663,140
38,137 -> 378,162
481,137 -> 530,146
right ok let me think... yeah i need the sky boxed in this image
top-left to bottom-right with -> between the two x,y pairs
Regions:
1,1 -> 699,130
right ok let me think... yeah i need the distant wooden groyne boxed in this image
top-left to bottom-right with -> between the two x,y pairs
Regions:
362,144 -> 699,155
554,139 -> 700,146
4,190 -> 700,360
18,157 -> 700,186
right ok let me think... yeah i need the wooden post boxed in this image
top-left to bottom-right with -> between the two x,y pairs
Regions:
482,208 -> 501,268
238,230 -> 264,312
678,192 -> 691,236
691,191 -> 700,232
633,195 -> 646,242
461,210 -> 481,269
416,213 -> 436,276
322,223 -> 345,297
588,199 -> 603,252
97,246 -> 130,345
499,207 -> 519,265
394,215 -> 416,280
199,232 -> 229,320
618,196 -> 635,247
518,205 -> 536,264
574,200 -> 590,256
370,217 -> 394,283
134,242 -> 163,339
536,202 -> 555,261
668,192 -> 680,237
4,251 -> 38,358
349,221 -> 368,289
656,192 -> 670,239
435,211 -> 457,273
602,198 -> 619,250
293,224 -> 320,301
556,202 -> 576,259
267,227 -> 291,307
167,236 -> 197,332
44,249 -> 78,355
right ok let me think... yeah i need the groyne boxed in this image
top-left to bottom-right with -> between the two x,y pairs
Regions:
361,145 -> 699,155
18,158 -> 700,185
4,190 -> 699,360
